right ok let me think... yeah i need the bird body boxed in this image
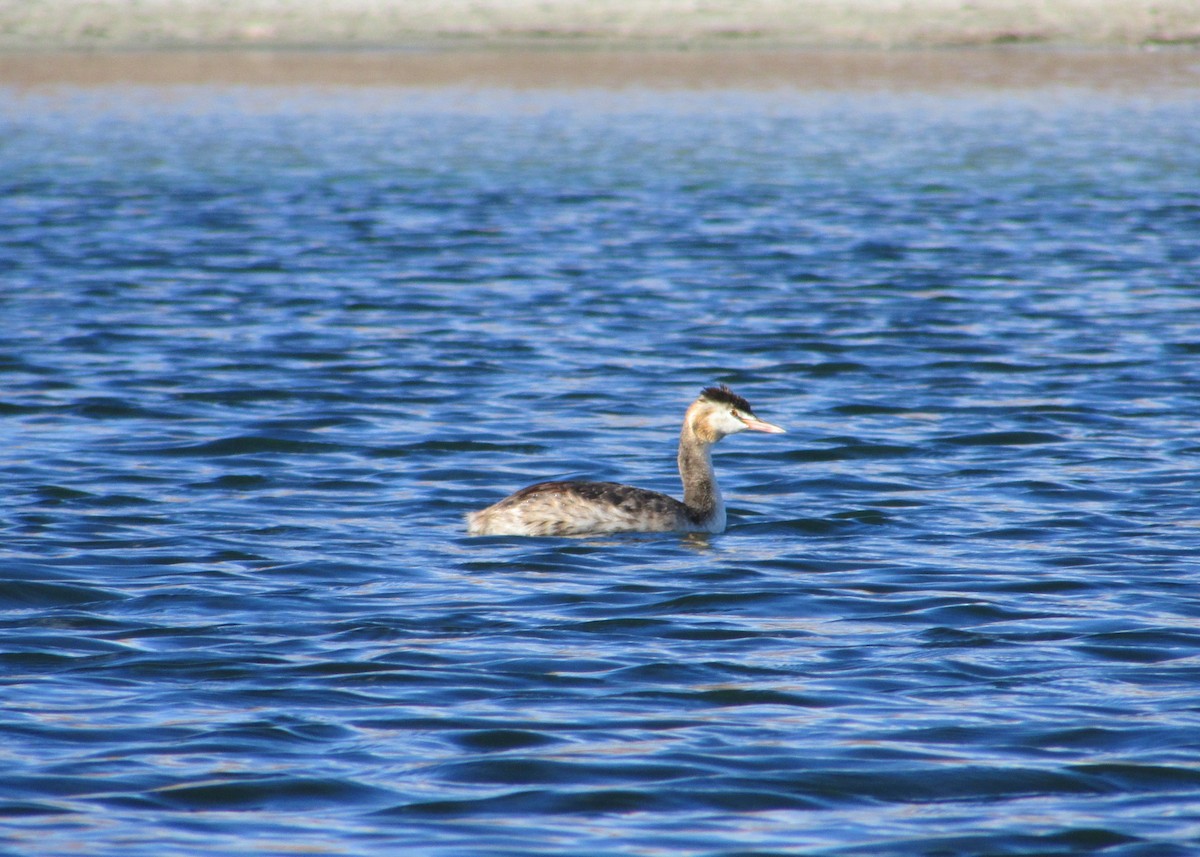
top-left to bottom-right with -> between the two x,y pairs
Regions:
466,385 -> 784,536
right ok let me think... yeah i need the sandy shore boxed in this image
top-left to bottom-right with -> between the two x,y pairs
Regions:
2,2 -> 1198,94
2,0 -> 1199,51
2,47 -> 1199,93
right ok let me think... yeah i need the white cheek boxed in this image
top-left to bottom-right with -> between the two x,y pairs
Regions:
720,412 -> 748,435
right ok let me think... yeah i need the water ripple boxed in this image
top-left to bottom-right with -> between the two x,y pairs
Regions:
2,84 -> 1199,856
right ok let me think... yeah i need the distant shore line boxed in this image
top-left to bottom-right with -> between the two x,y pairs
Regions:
3,0 -> 1200,52
2,47 -> 1199,93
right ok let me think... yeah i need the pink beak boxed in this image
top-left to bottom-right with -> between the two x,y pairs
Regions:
741,414 -> 786,434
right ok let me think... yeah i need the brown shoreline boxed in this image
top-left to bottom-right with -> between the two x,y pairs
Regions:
2,47 -> 1199,92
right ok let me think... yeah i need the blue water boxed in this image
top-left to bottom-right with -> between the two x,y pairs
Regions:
2,78 -> 1200,856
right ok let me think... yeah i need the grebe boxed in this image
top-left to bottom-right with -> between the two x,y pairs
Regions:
466,385 -> 785,536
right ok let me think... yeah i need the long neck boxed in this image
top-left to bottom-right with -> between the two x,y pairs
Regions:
678,424 -> 724,530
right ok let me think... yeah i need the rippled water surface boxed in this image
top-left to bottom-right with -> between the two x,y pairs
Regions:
3,77 -> 1200,855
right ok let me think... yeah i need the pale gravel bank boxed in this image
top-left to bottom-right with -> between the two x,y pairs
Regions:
2,0 -> 1199,50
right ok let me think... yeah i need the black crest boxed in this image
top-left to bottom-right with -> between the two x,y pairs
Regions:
700,384 -> 753,413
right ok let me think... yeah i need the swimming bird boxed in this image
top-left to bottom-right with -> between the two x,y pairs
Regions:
466,385 -> 785,536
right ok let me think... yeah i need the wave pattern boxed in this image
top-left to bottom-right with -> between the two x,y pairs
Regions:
1,86 -> 1199,855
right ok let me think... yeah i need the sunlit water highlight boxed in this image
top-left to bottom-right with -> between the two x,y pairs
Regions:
2,81 -> 1200,855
